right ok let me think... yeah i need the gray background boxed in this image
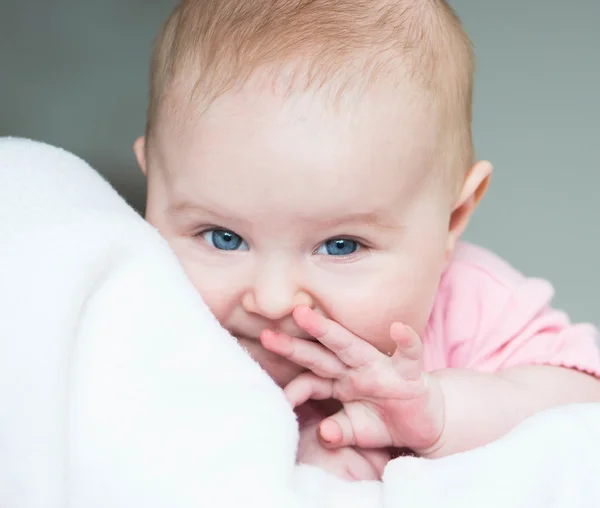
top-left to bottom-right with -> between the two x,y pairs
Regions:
1,1 -> 599,326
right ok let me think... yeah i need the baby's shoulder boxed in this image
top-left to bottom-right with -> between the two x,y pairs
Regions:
444,242 -> 528,292
430,243 -> 555,352
436,242 -> 554,313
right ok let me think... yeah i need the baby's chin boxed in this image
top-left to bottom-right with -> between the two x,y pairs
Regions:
236,336 -> 304,387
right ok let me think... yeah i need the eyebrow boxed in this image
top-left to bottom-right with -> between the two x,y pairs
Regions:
312,212 -> 397,231
168,199 -> 248,223
168,200 -> 396,230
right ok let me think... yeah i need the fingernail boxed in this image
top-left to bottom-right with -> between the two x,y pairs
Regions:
318,429 -> 333,443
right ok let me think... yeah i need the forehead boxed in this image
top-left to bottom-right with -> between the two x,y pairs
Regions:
154,78 -> 438,219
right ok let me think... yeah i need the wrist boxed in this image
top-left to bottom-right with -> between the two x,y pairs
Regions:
411,371 -> 447,458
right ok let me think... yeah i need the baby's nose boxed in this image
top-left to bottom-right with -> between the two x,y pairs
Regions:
241,265 -> 313,321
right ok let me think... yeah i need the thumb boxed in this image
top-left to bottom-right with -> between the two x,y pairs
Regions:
318,409 -> 356,449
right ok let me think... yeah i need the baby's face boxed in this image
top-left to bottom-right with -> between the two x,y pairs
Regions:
141,80 -> 455,387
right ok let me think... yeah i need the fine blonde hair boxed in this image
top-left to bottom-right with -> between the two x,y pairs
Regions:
145,0 -> 475,186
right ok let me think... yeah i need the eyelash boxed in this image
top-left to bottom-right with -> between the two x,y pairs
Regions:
312,237 -> 367,256
195,227 -> 369,257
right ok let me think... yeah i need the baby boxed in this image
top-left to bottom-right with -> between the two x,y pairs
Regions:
134,0 -> 600,480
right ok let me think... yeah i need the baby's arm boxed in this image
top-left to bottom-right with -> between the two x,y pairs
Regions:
426,364 -> 600,457
424,244 -> 600,456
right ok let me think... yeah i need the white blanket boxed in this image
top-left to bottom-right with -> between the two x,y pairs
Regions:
1,137 -> 599,508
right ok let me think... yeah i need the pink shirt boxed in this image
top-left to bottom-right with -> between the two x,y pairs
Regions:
423,243 -> 600,376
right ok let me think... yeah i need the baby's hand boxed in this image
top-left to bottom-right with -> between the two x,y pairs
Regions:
261,307 -> 445,455
297,422 -> 390,481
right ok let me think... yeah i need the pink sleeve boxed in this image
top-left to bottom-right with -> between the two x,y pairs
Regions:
425,243 -> 600,376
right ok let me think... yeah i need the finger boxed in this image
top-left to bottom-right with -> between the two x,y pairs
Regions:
293,306 -> 379,368
389,323 -> 422,360
389,323 -> 424,380
318,409 -> 357,449
260,329 -> 345,378
284,372 -> 335,408
358,448 -> 392,479
346,454 -> 382,482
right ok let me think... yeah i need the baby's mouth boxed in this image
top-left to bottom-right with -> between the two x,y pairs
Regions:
233,335 -> 305,387
233,329 -> 315,342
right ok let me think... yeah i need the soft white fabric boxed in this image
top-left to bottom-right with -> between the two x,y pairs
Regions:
1,137 -> 600,508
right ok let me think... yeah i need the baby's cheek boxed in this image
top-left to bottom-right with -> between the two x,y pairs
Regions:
181,267 -> 231,322
336,302 -> 419,355
359,327 -> 396,356
340,318 -> 397,355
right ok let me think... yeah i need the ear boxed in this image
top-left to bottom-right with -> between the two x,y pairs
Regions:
446,160 -> 493,259
133,136 -> 147,176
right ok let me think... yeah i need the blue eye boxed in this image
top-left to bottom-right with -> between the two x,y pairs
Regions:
201,229 -> 248,251
316,238 -> 360,256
